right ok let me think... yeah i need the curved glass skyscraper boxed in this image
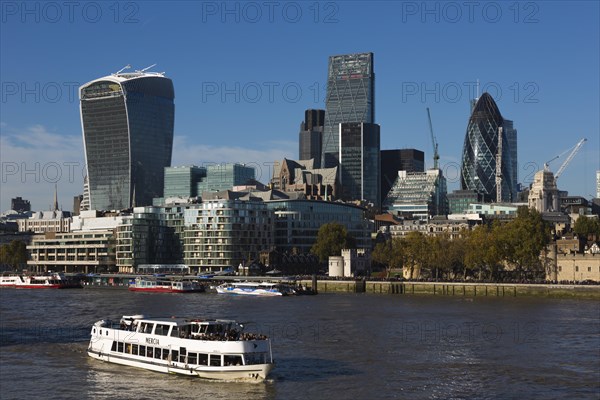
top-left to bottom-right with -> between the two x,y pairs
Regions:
460,92 -> 517,202
80,70 -> 175,210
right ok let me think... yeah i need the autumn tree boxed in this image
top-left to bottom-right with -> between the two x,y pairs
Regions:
0,240 -> 28,271
372,238 -> 404,278
310,222 -> 356,262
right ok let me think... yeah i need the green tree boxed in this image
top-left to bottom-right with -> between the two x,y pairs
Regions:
496,207 -> 550,280
401,231 -> 428,280
310,222 -> 356,262
0,240 -> 28,271
372,238 -> 404,278
573,216 -> 600,239
464,225 -> 501,280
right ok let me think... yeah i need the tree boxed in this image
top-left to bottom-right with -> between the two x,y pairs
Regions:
0,240 -> 28,271
372,238 -> 404,278
464,225 -> 501,280
496,207 -> 550,280
573,216 -> 600,239
401,231 -> 428,280
310,223 -> 356,262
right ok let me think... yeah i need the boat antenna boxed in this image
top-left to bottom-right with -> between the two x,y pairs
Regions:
115,64 -> 131,75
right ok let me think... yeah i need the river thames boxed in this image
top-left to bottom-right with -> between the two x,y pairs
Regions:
0,289 -> 598,399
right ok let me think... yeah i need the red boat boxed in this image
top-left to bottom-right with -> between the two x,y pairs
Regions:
0,273 -> 83,289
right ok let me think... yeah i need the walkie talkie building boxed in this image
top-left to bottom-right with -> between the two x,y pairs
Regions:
322,52 -> 374,168
80,68 -> 175,210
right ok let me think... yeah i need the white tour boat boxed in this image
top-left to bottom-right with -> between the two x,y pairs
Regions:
0,272 -> 82,289
215,281 -> 295,296
87,315 -> 274,381
128,277 -> 204,293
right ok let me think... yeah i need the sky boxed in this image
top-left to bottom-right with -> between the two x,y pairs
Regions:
1,0 -> 599,212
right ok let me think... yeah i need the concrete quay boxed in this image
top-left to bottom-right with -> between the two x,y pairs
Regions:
300,280 -> 600,298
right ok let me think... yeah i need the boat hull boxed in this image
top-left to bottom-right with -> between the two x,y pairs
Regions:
128,287 -> 203,293
87,349 -> 273,381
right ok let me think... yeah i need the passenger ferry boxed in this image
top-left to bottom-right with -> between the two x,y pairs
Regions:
216,281 -> 295,296
0,272 -> 82,289
128,277 -> 204,293
87,315 -> 274,381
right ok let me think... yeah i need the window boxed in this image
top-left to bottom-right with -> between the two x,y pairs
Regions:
139,345 -> 146,356
146,346 -> 153,358
224,355 -> 243,366
188,352 -> 197,365
172,350 -> 179,361
154,348 -> 161,359
132,344 -> 138,355
198,353 -> 208,365
210,354 -> 221,367
155,324 -> 170,336
111,341 -> 117,352
117,342 -> 124,353
170,326 -> 180,337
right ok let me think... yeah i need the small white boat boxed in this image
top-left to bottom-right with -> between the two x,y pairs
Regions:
87,315 -> 274,381
0,273 -> 82,289
128,277 -> 204,293
216,282 -> 295,296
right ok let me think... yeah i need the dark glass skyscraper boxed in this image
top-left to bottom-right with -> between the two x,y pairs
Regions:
299,109 -> 324,167
80,70 -> 175,210
322,53 -> 374,168
339,122 -> 381,207
380,149 -> 425,201
460,92 -> 517,202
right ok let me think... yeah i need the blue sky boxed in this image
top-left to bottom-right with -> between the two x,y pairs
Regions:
1,1 -> 599,211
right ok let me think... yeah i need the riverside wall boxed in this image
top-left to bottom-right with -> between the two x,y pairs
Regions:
299,280 -> 600,299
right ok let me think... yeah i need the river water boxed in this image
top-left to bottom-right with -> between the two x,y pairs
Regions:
0,289 -> 598,399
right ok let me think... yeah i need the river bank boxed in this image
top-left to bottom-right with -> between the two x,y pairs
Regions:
299,280 -> 600,298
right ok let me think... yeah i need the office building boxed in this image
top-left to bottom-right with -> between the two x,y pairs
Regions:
80,67 -> 175,211
266,199 -> 371,254
196,163 -> 255,195
11,197 -> 31,213
339,122 -> 381,207
299,109 -> 325,167
460,92 -> 517,202
447,190 -> 484,214
322,52 -> 375,167
384,169 -> 448,219
164,166 -> 207,199
381,149 -> 425,201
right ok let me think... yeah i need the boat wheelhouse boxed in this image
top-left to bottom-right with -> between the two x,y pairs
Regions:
87,315 -> 274,380
215,281 -> 295,296
128,277 -> 204,293
0,273 -> 82,289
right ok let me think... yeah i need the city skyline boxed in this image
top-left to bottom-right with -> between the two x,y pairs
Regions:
1,1 -> 599,211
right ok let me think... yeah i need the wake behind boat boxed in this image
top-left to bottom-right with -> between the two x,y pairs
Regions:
216,281 -> 295,296
128,277 -> 204,293
87,315 -> 274,381
0,272 -> 82,289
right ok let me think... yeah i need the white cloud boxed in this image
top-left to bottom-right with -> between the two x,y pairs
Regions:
0,124 -> 85,212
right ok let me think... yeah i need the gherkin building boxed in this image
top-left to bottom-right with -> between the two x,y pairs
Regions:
460,92 -> 517,202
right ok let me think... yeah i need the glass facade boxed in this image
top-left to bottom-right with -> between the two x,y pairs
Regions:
80,73 -> 175,211
339,122 -> 381,207
384,170 -> 448,219
164,166 -> 207,198
447,190 -> 483,215
266,200 -> 371,254
196,164 -> 255,195
380,149 -> 425,202
460,93 -> 516,203
322,53 -> 374,167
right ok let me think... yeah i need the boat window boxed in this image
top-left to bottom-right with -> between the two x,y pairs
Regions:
146,346 -> 153,358
132,344 -> 139,355
188,352 -> 197,365
111,341 -> 117,352
245,353 -> 266,365
224,355 -> 243,366
172,350 -> 179,361
154,348 -> 161,359
139,345 -> 146,356
209,354 -> 222,367
170,326 -> 180,337
198,353 -> 208,365
93,328 -> 96,334
117,342 -> 124,353
155,324 -> 170,336
162,349 -> 169,360
126,343 -> 132,354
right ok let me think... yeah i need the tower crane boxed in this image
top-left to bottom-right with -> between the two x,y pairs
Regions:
426,108 -> 439,170
543,138 -> 587,181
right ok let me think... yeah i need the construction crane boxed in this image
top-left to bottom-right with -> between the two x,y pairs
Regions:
496,127 -> 503,203
426,108 -> 439,170
544,138 -> 587,180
